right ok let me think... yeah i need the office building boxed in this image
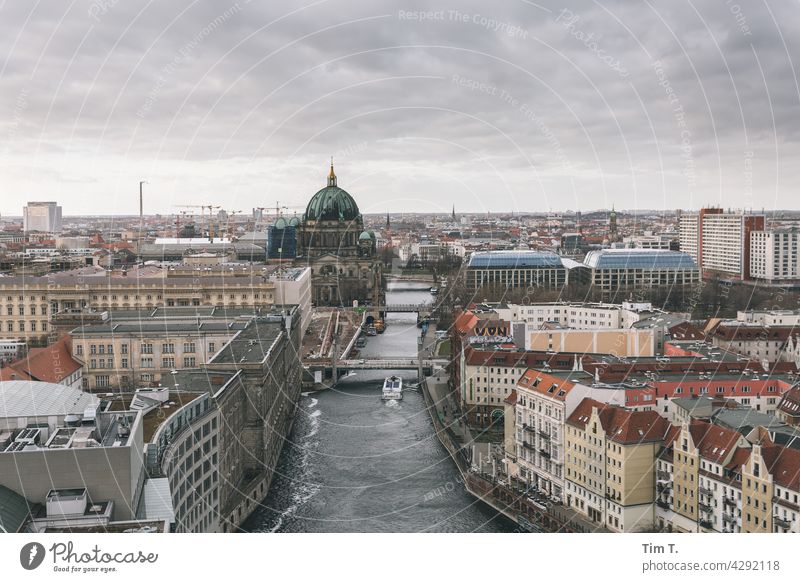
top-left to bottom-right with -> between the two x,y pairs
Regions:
23,201 -> 62,233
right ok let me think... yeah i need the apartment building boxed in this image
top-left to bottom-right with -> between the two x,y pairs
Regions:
679,208 -> 765,279
750,229 -> 800,283
501,300 -> 659,330
458,346 -> 588,425
513,369 -> 631,502
737,309 -> 800,326
657,421 -> 748,532
708,322 -> 800,364
564,398 -> 671,532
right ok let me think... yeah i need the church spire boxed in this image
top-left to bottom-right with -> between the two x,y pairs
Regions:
328,157 -> 337,187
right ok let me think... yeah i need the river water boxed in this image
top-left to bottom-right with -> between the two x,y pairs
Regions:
243,282 -> 515,532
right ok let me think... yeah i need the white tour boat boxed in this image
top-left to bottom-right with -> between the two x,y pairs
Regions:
382,376 -> 403,401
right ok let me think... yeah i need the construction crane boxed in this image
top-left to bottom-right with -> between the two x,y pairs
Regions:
174,205 -> 221,239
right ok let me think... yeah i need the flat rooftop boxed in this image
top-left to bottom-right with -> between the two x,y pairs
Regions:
210,317 -> 286,364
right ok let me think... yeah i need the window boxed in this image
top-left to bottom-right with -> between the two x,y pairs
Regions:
163,343 -> 175,354
96,375 -> 110,388
184,342 -> 196,353
142,343 -> 153,354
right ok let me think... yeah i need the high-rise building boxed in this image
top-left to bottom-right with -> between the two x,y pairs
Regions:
750,228 -> 800,283
23,201 -> 62,233
678,208 -> 764,280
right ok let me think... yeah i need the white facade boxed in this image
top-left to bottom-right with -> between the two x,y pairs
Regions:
23,202 -> 62,233
750,230 -> 800,282
514,380 -> 626,502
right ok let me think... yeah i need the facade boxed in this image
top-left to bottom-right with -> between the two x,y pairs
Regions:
71,317 -> 246,390
512,369 -> 631,502
297,164 -> 381,306
582,249 -> 699,294
267,218 -> 298,259
708,322 -> 799,365
147,308 -> 302,532
750,229 -> 800,283
0,269 -> 280,344
23,201 -> 62,233
523,327 -> 657,357
565,398 -> 671,532
679,208 -> 765,280
465,250 -> 567,292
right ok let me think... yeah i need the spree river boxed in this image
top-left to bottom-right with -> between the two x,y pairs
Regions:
244,283 -> 515,532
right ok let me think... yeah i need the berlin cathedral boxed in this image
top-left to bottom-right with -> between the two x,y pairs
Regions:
297,162 -> 382,306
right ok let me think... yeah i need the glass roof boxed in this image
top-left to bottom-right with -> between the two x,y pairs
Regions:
468,251 -> 564,268
583,249 -> 698,269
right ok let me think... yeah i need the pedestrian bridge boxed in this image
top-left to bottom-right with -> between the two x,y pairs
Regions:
337,358 -> 449,370
354,304 -> 434,313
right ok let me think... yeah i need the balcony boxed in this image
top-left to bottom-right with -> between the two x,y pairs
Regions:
722,512 -> 736,524
538,430 -> 551,440
774,515 -> 792,529
698,486 -> 713,497
699,519 -> 713,530
657,470 -> 671,481
522,441 -> 536,451
722,496 -> 737,508
656,499 -> 671,510
698,502 -> 713,514
539,448 -> 551,459
657,482 -> 672,493
523,424 -> 536,433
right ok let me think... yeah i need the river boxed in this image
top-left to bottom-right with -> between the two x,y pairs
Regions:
243,282 -> 515,532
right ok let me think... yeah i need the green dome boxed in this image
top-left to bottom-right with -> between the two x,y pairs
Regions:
305,186 -> 360,221
288,216 -> 301,227
274,217 -> 287,229
359,231 -> 372,241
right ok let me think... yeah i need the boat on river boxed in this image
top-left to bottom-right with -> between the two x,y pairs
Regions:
382,375 -> 403,401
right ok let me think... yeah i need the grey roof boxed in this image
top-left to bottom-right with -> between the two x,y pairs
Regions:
139,478 -> 176,523
0,485 -> 33,533
467,250 -> 564,269
0,381 -> 99,420
711,407 -> 786,433
583,248 -> 698,269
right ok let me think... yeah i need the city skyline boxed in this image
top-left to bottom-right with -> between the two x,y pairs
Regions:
2,1 -> 800,215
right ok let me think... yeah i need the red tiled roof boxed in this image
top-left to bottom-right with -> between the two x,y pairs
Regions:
567,397 -> 672,444
688,420 -> 743,463
668,321 -> 706,340
454,311 -> 478,334
518,369 -> 577,401
0,337 -> 81,384
711,323 -> 800,342
464,346 -> 589,370
724,446 -> 751,471
762,445 -> 800,490
504,390 -> 518,406
778,386 -> 800,418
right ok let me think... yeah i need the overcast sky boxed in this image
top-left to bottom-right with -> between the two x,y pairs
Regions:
0,0 -> 798,216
